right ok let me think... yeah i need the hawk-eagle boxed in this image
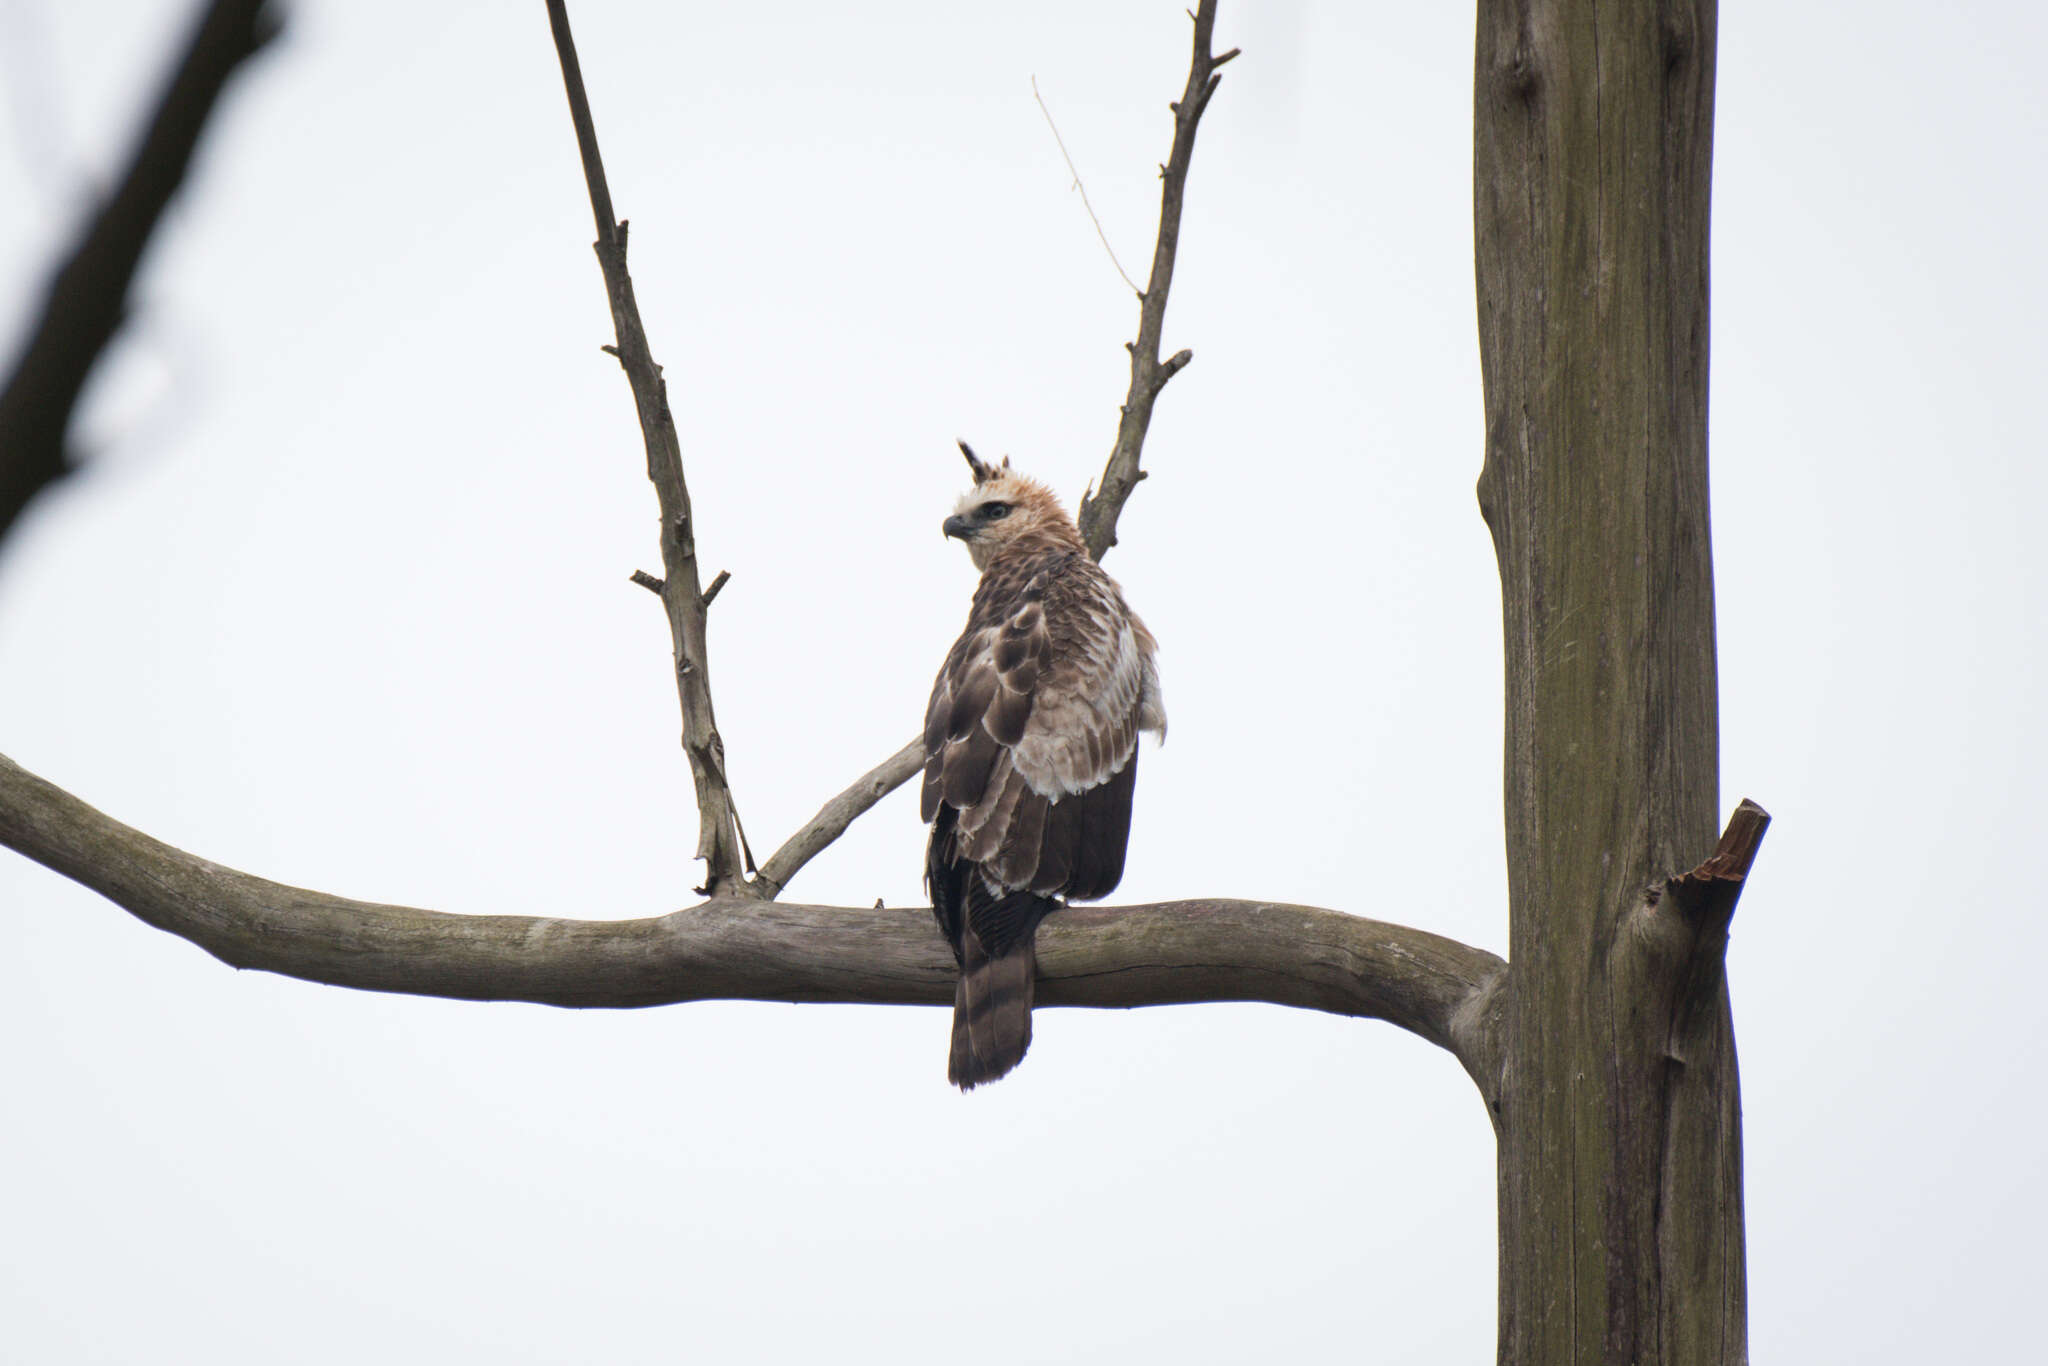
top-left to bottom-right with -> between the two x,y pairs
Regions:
923,444 -> 1165,1088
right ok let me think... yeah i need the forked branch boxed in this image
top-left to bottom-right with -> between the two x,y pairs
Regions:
546,0 -> 750,895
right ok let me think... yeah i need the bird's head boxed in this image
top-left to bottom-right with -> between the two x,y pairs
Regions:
942,442 -> 1082,570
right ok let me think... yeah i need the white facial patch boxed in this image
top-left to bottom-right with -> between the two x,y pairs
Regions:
951,473 -> 1036,520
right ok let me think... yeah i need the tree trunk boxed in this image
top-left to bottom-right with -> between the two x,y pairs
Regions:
1473,1 -> 1745,1362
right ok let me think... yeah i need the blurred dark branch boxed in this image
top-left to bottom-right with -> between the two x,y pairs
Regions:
1076,0 -> 1236,561
756,4 -> 1238,897
546,0 -> 751,896
0,0 -> 278,560
0,749 -> 1506,1104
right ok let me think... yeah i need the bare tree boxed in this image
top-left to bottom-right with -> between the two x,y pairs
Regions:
0,1 -> 1762,1359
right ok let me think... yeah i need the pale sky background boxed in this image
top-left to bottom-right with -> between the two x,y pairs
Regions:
1,2 -> 2043,1361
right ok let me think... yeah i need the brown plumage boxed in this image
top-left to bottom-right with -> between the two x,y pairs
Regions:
923,443 -> 1165,1088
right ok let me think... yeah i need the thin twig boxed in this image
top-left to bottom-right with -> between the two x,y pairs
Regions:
629,569 -> 664,595
0,0 -> 278,561
546,0 -> 752,897
1031,75 -> 1140,295
1077,0 -> 1232,561
753,737 -> 924,898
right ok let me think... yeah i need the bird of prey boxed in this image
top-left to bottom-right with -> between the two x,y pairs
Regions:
922,443 -> 1166,1088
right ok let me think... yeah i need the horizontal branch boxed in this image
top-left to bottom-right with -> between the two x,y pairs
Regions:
0,750 -> 1504,1100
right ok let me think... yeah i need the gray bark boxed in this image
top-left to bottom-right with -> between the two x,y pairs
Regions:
1473,1 -> 1749,1360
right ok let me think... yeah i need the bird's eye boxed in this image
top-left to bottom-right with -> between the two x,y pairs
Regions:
979,502 -> 1011,521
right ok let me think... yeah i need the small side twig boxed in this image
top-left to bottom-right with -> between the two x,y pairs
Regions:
1660,798 -> 1770,937
0,0 -> 278,561
1077,0 -> 1234,561
629,569 -> 664,595
1657,798 -> 1771,1046
547,0 -> 751,897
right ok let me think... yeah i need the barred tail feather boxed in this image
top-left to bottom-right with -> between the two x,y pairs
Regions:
948,976 -> 977,1084
949,933 -> 1037,1090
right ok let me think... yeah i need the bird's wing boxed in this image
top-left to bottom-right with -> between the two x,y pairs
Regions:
922,557 -> 1144,901
921,557 -> 1051,821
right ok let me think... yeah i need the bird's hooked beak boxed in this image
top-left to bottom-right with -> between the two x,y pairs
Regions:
942,514 -> 976,541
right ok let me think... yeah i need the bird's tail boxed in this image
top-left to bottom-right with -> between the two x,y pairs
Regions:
949,930 -> 1038,1090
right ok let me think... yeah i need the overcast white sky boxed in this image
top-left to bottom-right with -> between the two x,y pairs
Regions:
2,1 -> 2043,1361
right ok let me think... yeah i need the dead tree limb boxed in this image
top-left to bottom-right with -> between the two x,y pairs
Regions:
546,0 -> 750,896
0,749 -> 1506,1104
753,738 -> 925,900
1075,0 -> 1237,561
1655,797 -> 1769,1052
0,0 -> 277,560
